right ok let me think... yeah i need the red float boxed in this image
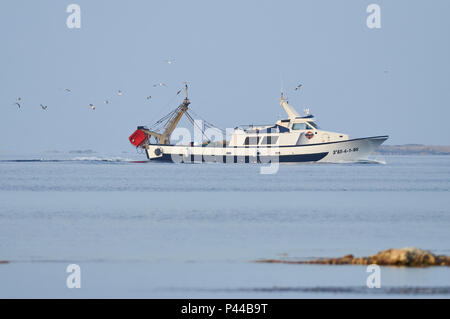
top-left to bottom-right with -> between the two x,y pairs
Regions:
129,129 -> 147,147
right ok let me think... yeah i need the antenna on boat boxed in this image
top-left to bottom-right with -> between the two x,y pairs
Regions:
279,76 -> 299,119
184,81 -> 189,102
280,74 -> 285,101
281,90 -> 287,102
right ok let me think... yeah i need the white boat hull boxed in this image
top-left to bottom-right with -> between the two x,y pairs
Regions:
144,135 -> 388,163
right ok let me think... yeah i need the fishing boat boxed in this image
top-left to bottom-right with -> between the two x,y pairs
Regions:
129,84 -> 388,163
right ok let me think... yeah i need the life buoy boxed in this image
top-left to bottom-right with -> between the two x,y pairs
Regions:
305,131 -> 314,139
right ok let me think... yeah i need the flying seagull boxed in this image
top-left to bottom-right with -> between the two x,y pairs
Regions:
117,90 -> 123,96
176,89 -> 182,96
16,97 -> 21,102
165,59 -> 175,65
64,88 -> 71,93
104,100 -> 110,104
146,96 -> 151,100
295,84 -> 302,91
153,82 -> 167,88
89,104 -> 95,110
40,104 -> 48,110
13,102 -> 21,108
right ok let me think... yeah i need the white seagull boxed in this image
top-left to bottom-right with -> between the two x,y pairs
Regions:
89,104 -> 95,110
104,100 -> 110,104
165,59 -> 175,65
40,104 -> 48,110
146,96 -> 152,100
295,84 -> 302,91
117,90 -> 123,96
153,82 -> 167,88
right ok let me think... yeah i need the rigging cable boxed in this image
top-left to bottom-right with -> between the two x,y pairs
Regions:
188,108 -> 227,135
185,111 -> 210,142
145,86 -> 227,144
146,85 -> 185,129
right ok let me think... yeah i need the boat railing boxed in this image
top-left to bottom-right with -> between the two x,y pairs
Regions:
236,124 -> 287,134
237,124 -> 275,131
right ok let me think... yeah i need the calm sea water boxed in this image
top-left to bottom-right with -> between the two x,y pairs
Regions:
0,154 -> 449,298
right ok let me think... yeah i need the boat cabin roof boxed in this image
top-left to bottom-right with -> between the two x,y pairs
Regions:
234,96 -> 320,134
236,115 -> 319,134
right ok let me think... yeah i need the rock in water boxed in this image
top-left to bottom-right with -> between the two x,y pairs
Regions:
369,248 -> 436,266
256,248 -> 450,267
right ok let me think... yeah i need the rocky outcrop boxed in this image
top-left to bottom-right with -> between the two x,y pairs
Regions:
256,248 -> 450,267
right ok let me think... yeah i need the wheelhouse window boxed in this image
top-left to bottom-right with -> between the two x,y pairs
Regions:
307,122 -> 320,129
244,136 -> 260,145
260,136 -> 279,145
292,123 -> 307,130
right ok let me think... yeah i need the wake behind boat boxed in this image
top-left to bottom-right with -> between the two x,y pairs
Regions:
129,84 -> 388,163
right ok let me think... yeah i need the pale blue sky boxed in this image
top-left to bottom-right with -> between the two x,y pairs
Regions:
0,0 -> 449,154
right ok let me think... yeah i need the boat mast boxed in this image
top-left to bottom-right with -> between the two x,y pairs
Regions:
159,82 -> 190,144
280,91 -> 300,120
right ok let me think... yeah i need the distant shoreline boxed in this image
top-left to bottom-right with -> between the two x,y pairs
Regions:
375,145 -> 450,155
